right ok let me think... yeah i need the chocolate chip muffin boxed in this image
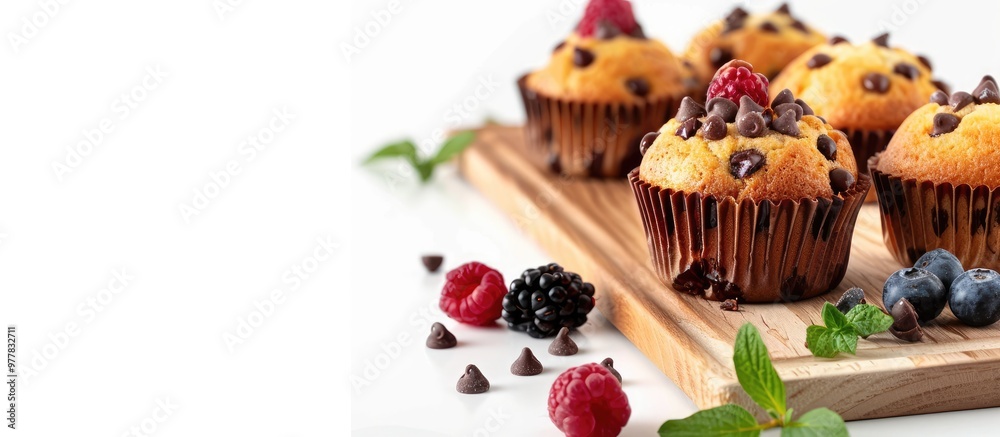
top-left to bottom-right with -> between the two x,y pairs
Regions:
870,76 -> 1000,270
630,60 -> 870,303
682,3 -> 825,98
770,33 -> 946,196
519,0 -> 689,178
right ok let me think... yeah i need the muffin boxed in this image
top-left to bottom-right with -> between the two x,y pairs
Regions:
631,60 -> 870,303
520,0 -> 689,177
683,3 -> 824,98
870,76 -> 1000,270
770,33 -> 946,200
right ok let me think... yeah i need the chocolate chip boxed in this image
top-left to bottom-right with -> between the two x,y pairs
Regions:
601,358 -> 622,383
816,134 -> 837,160
639,131 -> 660,155
795,98 -> 814,115
677,96 -> 706,122
548,327 -> 579,356
916,55 -> 933,71
835,287 -> 866,314
595,19 -> 622,39
729,149 -> 766,178
456,364 -> 490,394
720,299 -> 739,311
674,117 -> 702,140
553,41 -> 565,53
761,107 -> 774,127
771,109 -> 800,136
422,255 -> 444,272
736,95 -> 764,120
790,20 -> 809,33
816,115 -> 827,124
710,47 -> 733,68
573,47 -> 594,67
701,114 -> 728,140
630,23 -> 646,38
806,53 -> 832,69
872,32 -> 890,47
930,90 -> 949,105
889,298 -> 924,342
862,72 -> 890,93
775,102 -> 803,121
973,75 -> 1000,104
626,78 -> 650,97
510,347 -> 543,376
426,322 -> 457,349
830,168 -> 855,194
706,97 -> 738,122
736,112 -> 766,137
931,113 -> 960,137
760,21 -> 779,33
949,91 -> 974,111
829,35 -> 849,45
932,79 -> 950,94
723,7 -> 748,33
771,88 -> 795,107
775,3 -> 791,14
893,62 -> 920,80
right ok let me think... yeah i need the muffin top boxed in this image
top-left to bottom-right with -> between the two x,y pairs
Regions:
683,4 -> 825,90
639,60 -> 859,203
877,76 -> 1000,188
770,34 -> 944,131
526,0 -> 689,103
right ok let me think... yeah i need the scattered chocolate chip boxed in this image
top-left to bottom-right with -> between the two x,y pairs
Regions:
601,358 -> 622,383
710,47 -> 733,68
553,41 -> 566,53
595,19 -> 621,39
916,55 -> 933,71
771,109 -> 800,136
830,168 -> 855,194
639,131 -> 660,155
426,322 -> 457,349
806,53 -> 832,69
729,149 -> 766,178
573,47 -> 594,67
626,78 -> 650,97
931,113 -> 960,137
736,112 -> 767,137
771,88 -> 795,107
862,72 -> 890,93
932,79 -> 950,94
816,134 -> 837,160
872,32 -> 890,47
790,20 -> 809,33
760,21 -> 779,33
795,98 -> 814,115
949,91 -> 974,111
973,75 -> 1000,104
677,96 -> 706,122
723,7 -> 748,33
548,327 -> 579,356
775,3 -> 791,14
706,97 -> 738,122
422,255 -> 444,273
701,114 -> 728,140
829,35 -> 849,45
510,347 -> 543,376
720,299 -> 739,311
889,298 -> 924,342
930,90 -> 949,105
674,117 -> 702,140
456,364 -> 490,394
893,62 -> 920,80
775,102 -> 803,121
835,287 -> 866,314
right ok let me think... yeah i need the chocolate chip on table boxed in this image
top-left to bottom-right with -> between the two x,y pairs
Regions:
456,364 -> 490,394
573,47 -> 594,67
806,53 -> 832,69
677,96 -> 706,122
639,131 -> 660,155
701,114 -> 728,140
973,75 -> 1000,104
674,117 -> 702,140
829,35 -> 849,45
835,287 -> 866,314
759,21 -> 779,33
790,20 -> 809,33
930,90 -> 949,105
736,112 -> 767,137
601,358 -> 623,383
775,2 -> 791,14
548,327 -> 579,356
710,47 -> 733,68
426,322 -> 457,349
706,97 -> 738,122
771,109 -> 800,136
422,255 -> 444,273
931,113 -> 960,137
816,134 -> 837,160
775,102 -> 803,121
872,32 -> 890,47
771,88 -> 795,107
829,168 -> 855,194
893,62 -> 920,80
729,149 -> 766,178
510,347 -> 543,376
595,19 -> 621,39
720,299 -> 739,311
626,78 -> 650,97
795,98 -> 815,115
862,73 -> 890,93
889,298 -> 924,342
949,91 -> 975,111
916,55 -> 933,71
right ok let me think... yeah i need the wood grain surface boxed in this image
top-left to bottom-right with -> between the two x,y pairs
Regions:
457,125 -> 1000,421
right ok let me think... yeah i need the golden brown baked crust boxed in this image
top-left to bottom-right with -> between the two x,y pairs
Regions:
526,33 -> 688,103
770,40 -> 939,131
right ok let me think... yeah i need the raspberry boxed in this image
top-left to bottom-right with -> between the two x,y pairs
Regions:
706,59 -> 770,107
576,0 -> 637,38
548,363 -> 630,437
439,262 -> 506,326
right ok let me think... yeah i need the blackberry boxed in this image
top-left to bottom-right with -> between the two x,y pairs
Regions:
501,263 -> 596,338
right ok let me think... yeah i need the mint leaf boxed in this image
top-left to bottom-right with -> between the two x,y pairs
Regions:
781,408 -> 848,437
364,140 -> 417,164
658,404 -> 762,437
733,324 -> 786,418
805,324 -> 857,358
430,131 -> 476,165
821,303 -> 849,330
845,303 -> 894,338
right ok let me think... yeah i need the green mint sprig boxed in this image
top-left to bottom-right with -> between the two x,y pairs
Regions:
658,323 -> 848,437
806,302 -> 893,358
363,131 -> 476,182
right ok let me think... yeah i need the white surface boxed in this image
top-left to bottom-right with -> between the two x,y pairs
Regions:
350,0 -> 1000,436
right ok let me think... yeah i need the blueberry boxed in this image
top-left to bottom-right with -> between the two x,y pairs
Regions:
948,269 -> 1000,327
914,248 -> 964,289
882,268 -> 947,324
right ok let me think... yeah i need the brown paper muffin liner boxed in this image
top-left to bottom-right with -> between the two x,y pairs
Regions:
869,155 -> 1000,270
518,75 -> 678,178
842,128 -> 893,202
629,168 -> 871,303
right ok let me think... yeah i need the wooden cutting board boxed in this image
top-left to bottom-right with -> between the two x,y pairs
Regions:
457,124 -> 1000,421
